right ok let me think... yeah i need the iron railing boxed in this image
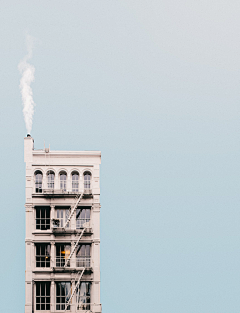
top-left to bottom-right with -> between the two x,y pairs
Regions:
55,257 -> 91,268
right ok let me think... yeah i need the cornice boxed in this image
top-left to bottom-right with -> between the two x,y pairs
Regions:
33,150 -> 101,158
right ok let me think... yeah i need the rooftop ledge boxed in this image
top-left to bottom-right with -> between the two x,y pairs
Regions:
33,150 -> 101,156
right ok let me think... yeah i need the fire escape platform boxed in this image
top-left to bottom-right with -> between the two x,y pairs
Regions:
52,229 -> 93,236
52,267 -> 93,273
32,190 -> 93,198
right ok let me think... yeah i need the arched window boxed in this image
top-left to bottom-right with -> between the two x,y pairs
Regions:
35,171 -> 43,193
60,172 -> 67,191
84,172 -> 91,189
72,172 -> 79,192
47,171 -> 55,189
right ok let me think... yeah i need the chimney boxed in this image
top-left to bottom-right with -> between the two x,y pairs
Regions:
24,135 -> 34,163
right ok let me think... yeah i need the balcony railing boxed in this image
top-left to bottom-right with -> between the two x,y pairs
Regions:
76,257 -> 91,268
33,189 -> 82,198
76,219 -> 90,229
35,302 -> 96,312
83,188 -> 92,195
76,299 -> 91,311
52,219 -> 91,231
34,189 -> 93,195
55,257 -> 91,268
55,256 -> 70,268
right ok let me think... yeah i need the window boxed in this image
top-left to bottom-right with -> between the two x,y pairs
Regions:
36,207 -> 50,230
76,282 -> 91,310
36,244 -> 51,267
83,172 -> 91,189
72,172 -> 79,192
35,171 -> 43,193
56,244 -> 71,267
56,208 -> 70,228
56,282 -> 71,311
76,244 -> 91,267
76,207 -> 90,229
47,171 -> 55,189
60,172 -> 67,191
36,282 -> 50,310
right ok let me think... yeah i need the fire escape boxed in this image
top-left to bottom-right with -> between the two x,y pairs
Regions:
51,193 -> 92,312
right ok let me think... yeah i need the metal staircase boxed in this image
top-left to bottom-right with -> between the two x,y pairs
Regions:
60,193 -> 89,312
64,227 -> 85,268
64,268 -> 85,312
63,193 -> 82,229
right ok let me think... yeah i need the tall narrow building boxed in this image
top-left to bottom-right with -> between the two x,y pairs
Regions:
24,135 -> 101,313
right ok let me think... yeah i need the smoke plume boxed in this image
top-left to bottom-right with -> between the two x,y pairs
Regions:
18,34 -> 36,134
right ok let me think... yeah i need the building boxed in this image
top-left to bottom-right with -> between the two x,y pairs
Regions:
24,135 -> 102,313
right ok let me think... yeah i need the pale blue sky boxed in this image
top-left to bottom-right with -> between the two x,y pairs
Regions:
1,1 -> 240,312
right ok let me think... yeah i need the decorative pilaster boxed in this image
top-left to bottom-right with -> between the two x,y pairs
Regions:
51,241 -> 55,268
71,241 -> 76,268
71,280 -> 76,312
50,279 -> 55,312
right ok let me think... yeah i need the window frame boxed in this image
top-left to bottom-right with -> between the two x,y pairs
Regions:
83,171 -> 91,189
71,172 -> 79,192
36,281 -> 51,311
35,243 -> 51,268
76,244 -> 91,267
47,170 -> 55,189
36,206 -> 51,230
59,172 -> 67,191
35,171 -> 43,193
76,282 -> 91,311
76,207 -> 91,229
56,207 -> 70,228
56,243 -> 71,267
56,281 -> 71,311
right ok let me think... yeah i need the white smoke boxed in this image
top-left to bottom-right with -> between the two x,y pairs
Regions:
18,34 -> 36,134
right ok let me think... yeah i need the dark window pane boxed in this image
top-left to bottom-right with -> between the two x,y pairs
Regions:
46,209 -> 50,218
46,282 -> 50,295
61,284 -> 65,296
36,283 -> 40,296
76,245 -> 81,255
86,283 -> 91,296
41,283 -> 45,296
56,283 -> 60,296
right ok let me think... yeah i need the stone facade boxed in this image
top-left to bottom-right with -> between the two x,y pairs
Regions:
24,136 -> 101,313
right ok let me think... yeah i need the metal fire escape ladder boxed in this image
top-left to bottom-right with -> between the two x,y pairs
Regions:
63,193 -> 82,230
64,268 -> 85,312
64,227 -> 85,267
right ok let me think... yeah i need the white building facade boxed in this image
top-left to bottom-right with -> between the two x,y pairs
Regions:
24,136 -> 102,313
